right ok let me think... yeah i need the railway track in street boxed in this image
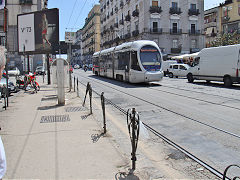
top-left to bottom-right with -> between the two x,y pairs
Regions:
73,71 -> 240,179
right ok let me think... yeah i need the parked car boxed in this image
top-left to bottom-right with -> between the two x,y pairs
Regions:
8,67 -> 20,76
168,64 -> 190,78
74,64 -> 80,69
162,60 -> 177,76
35,66 -> 45,75
0,77 -> 16,97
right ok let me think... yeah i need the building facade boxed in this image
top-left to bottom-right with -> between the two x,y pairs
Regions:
0,0 -> 48,73
81,5 -> 101,65
72,29 -> 83,66
204,7 -> 219,47
100,0 -> 205,56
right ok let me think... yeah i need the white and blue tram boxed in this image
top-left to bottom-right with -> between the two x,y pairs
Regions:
92,40 -> 164,83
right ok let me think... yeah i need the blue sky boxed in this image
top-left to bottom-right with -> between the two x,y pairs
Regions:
48,0 -> 225,41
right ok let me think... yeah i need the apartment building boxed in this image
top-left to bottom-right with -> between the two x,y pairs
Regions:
72,29 -> 83,66
204,7 -> 219,47
0,0 -> 48,72
100,0 -> 205,56
81,5 -> 101,65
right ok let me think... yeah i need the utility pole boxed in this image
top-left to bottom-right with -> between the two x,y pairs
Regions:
4,7 -> 9,107
68,43 -> 72,91
27,55 -> 30,73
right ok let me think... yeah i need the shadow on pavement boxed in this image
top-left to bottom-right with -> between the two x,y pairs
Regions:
88,75 -> 161,88
91,132 -> 105,143
37,104 -> 63,110
192,81 -> 240,90
115,170 -> 140,180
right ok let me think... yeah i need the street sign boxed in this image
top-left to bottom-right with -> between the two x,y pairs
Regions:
65,32 -> 76,43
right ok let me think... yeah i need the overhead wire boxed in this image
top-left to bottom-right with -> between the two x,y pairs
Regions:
72,0 -> 88,29
66,0 -> 78,30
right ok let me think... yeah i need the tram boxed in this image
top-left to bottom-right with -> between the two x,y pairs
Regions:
92,40 -> 164,83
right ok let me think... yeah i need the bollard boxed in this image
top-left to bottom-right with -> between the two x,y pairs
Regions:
77,78 -> 79,97
223,164 -> 240,180
127,108 -> 140,171
83,82 -> 90,106
101,92 -> 106,133
89,84 -> 92,114
74,76 -> 75,92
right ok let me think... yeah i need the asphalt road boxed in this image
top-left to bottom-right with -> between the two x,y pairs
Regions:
73,69 -> 240,178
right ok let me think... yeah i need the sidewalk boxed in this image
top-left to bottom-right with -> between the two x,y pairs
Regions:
0,78 -> 130,179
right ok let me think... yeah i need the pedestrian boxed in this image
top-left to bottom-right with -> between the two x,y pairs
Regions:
0,45 -> 7,179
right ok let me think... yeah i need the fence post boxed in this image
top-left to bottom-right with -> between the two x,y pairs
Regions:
3,87 -> 7,110
101,92 -> 106,133
77,78 -> 79,97
127,108 -> 140,171
83,82 -> 90,106
89,84 -> 92,114
74,76 -> 75,92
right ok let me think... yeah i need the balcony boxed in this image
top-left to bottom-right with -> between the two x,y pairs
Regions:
170,29 -> 182,35
120,1 -> 124,8
132,30 -> 139,37
114,23 -> 118,28
125,14 -> 131,21
169,7 -> 182,15
222,16 -> 230,23
149,6 -> 162,14
125,33 -> 131,39
19,0 -> 32,4
132,9 -> 139,17
188,9 -> 200,16
119,19 -> 124,25
189,29 -> 201,35
171,48 -> 181,54
150,28 -> 162,34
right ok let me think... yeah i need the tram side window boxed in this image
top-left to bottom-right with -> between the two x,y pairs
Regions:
131,51 -> 141,71
118,51 -> 130,70
93,57 -> 99,66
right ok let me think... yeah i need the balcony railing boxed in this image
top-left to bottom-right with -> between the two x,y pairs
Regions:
188,9 -> 200,16
125,14 -> 131,21
119,19 -> 124,25
189,29 -> 201,35
171,48 -> 181,53
169,7 -> 182,15
149,6 -> 162,14
19,0 -> 32,4
222,16 -> 230,23
132,9 -> 139,17
150,28 -> 163,34
125,33 -> 131,39
170,29 -> 182,34
132,30 -> 139,37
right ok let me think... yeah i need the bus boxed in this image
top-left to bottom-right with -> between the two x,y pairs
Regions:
92,40 -> 164,83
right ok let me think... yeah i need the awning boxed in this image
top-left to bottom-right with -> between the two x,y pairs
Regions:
206,27 -> 213,35
171,54 -> 190,60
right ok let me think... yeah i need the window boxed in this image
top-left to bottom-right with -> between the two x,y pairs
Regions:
172,23 -> 178,33
180,65 -> 187,70
173,39 -> 178,48
190,4 -> 196,10
153,22 -> 158,32
173,65 -> 178,69
191,39 -> 197,48
152,1 -> 158,7
191,24 -> 196,33
131,51 -> 141,71
172,2 -> 178,8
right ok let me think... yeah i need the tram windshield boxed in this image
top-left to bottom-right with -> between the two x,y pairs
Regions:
140,45 -> 161,71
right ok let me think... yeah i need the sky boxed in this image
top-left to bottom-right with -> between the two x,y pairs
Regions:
48,0 -> 225,41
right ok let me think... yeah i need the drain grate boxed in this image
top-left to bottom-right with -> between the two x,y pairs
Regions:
65,106 -> 87,112
40,115 -> 70,123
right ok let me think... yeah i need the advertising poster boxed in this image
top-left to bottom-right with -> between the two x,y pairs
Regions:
18,8 -> 59,54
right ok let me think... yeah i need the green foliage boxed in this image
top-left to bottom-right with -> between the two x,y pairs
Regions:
209,31 -> 240,47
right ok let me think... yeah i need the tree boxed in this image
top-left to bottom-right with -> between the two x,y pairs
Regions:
209,31 -> 240,47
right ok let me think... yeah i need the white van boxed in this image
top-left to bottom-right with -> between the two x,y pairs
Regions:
187,44 -> 240,87
162,60 -> 177,76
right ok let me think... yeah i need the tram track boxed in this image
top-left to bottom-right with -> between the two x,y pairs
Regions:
74,72 -> 240,139
73,72 -> 233,179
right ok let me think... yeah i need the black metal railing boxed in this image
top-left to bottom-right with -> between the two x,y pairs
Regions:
150,28 -> 162,34
189,29 -> 201,35
114,23 -> 118,28
169,7 -> 182,15
170,29 -> 182,34
119,19 -> 124,25
132,9 -> 139,17
132,30 -> 139,37
125,33 -> 131,39
149,6 -> 162,14
188,9 -> 200,16
125,14 -> 131,21
171,48 -> 181,53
